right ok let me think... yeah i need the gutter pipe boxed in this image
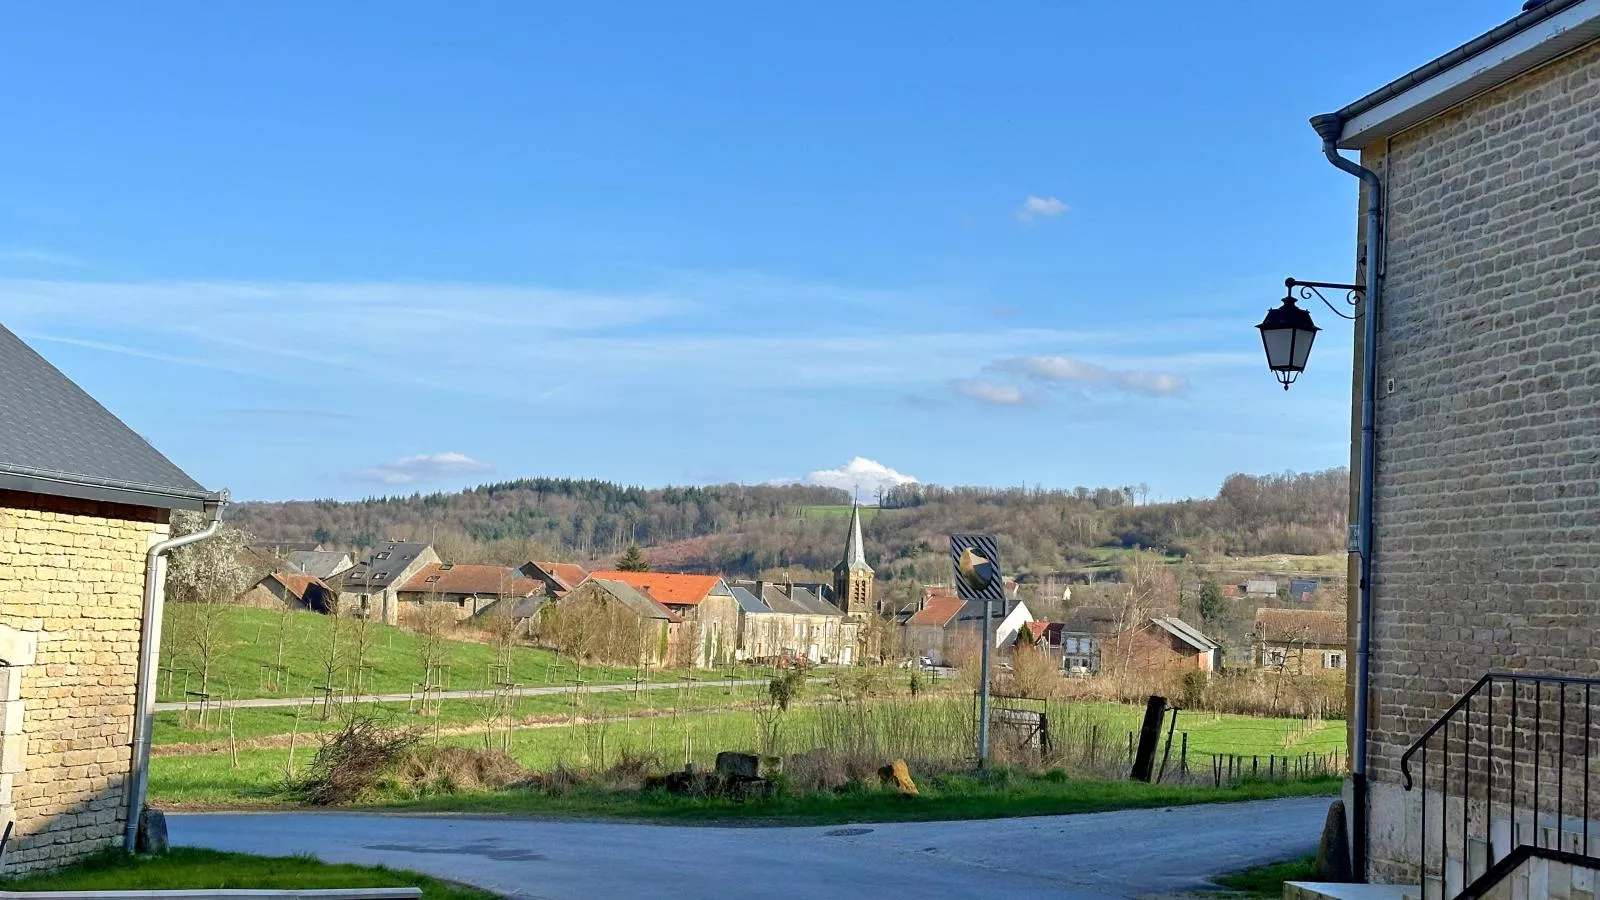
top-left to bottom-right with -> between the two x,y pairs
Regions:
1310,112 -> 1381,881
123,489 -> 229,853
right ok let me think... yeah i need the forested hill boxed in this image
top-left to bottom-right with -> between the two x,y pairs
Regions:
230,469 -> 1348,581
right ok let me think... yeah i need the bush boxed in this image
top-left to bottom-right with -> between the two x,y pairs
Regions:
293,714 -> 419,805
393,746 -> 528,795
1180,671 -> 1208,709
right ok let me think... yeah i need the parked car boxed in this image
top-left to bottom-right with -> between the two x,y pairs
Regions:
1066,664 -> 1091,678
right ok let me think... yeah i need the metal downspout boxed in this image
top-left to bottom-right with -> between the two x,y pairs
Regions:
1311,112 -> 1381,881
123,490 -> 229,853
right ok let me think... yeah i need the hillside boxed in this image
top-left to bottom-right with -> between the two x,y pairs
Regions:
231,469 -> 1349,584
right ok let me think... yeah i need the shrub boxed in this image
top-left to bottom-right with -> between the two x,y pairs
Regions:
293,714 -> 419,805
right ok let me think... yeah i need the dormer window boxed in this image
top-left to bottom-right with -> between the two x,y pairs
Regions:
375,552 -> 391,560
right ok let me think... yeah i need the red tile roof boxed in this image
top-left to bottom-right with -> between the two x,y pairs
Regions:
274,572 -> 329,602
588,571 -> 724,606
906,595 -> 965,628
1019,621 -> 1053,644
399,564 -> 541,597
533,561 -> 590,592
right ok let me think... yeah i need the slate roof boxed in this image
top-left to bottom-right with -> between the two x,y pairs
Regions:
731,586 -> 773,615
1059,605 -> 1119,636
1254,608 -> 1346,646
342,541 -> 432,590
589,579 -> 683,622
400,563 -> 540,597
1150,616 -> 1220,653
0,322 -> 213,510
472,594 -> 546,622
588,571 -> 727,606
833,503 -> 872,574
731,581 -> 845,617
284,550 -> 352,579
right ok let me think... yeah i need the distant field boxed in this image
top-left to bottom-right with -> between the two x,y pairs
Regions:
1218,553 -> 1348,577
798,505 -> 885,520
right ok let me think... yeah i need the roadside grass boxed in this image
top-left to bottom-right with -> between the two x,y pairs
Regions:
150,698 -> 1344,810
158,606 -> 766,704
0,847 -> 494,900
389,771 -> 1342,824
154,683 -> 770,747
1213,855 -> 1320,897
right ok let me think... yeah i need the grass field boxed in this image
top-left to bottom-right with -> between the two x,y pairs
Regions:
1215,553 -> 1348,577
2,848 -> 493,899
149,696 -> 1344,809
157,606 -> 738,704
797,505 -> 886,520
1213,855 -> 1320,897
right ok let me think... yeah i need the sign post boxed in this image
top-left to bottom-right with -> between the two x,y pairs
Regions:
951,533 -> 1004,767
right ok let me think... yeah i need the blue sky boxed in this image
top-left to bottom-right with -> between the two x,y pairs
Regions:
0,2 -> 1517,502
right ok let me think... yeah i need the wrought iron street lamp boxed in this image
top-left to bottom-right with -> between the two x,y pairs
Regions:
1257,277 -> 1363,389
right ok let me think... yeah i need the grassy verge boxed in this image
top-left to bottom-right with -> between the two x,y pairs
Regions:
382,773 -> 1342,825
159,607 -> 769,704
1213,855 -> 1320,897
1,847 -> 494,899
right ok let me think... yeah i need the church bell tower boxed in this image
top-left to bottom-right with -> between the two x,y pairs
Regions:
832,503 -> 875,617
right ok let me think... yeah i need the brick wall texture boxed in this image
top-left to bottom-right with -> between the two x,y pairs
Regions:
1356,40 -> 1600,878
0,490 -> 167,873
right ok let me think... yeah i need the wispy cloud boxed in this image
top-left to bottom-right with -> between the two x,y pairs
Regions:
997,355 -> 1190,397
354,452 -> 493,485
953,378 -> 1028,406
802,457 -> 918,499
3,248 -> 86,268
1016,195 -> 1068,223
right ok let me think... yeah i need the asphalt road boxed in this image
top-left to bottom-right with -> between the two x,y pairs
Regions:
170,796 -> 1329,899
154,679 -> 767,711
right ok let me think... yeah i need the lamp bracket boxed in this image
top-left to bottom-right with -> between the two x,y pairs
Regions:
1286,278 -> 1363,321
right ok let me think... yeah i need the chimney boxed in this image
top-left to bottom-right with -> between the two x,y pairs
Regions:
755,580 -> 769,603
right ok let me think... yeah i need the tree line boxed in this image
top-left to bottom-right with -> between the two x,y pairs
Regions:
229,468 -> 1349,580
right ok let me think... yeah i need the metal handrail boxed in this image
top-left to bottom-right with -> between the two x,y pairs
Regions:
1399,672 -> 1600,789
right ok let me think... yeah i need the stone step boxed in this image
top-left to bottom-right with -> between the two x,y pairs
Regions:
1286,883 -> 1419,900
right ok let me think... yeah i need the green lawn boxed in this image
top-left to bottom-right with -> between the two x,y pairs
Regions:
797,505 -> 886,520
158,606 -> 753,704
1213,855 -> 1320,897
386,771 -> 1342,824
2,848 -> 494,899
150,697 -> 1344,809
154,683 -> 769,746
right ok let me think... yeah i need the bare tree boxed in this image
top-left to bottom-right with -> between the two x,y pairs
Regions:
316,594 -> 351,720
409,601 -> 456,714
164,511 -> 253,727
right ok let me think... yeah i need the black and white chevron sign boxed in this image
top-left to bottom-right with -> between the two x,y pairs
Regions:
950,533 -> 1005,602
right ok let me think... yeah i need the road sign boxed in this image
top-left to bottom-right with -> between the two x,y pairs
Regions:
950,533 -> 1004,602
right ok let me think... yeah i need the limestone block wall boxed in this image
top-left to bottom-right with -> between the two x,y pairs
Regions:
0,490 -> 167,873
1353,39 -> 1600,881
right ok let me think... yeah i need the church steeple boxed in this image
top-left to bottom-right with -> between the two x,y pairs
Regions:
833,503 -> 874,616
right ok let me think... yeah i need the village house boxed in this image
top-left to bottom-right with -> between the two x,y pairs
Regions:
731,580 -> 857,665
336,540 -> 439,624
395,562 -> 542,622
1251,607 -> 1345,673
0,322 -> 222,872
1056,605 -> 1120,674
546,578 -> 683,668
516,560 -> 590,599
1102,616 -> 1219,676
585,571 -> 739,668
236,571 -> 336,614
1304,3 -> 1600,891
901,587 -> 1035,667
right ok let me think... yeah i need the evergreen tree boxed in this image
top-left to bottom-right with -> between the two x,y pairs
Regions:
1199,575 -> 1227,627
617,545 -> 650,572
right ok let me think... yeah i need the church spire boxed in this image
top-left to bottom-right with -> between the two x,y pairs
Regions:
843,502 -> 870,572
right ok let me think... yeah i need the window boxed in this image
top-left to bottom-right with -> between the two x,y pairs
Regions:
425,575 -> 440,583
1326,652 -> 1345,669
440,563 -> 454,571
1267,648 -> 1287,667
375,571 -> 389,580
375,552 -> 391,560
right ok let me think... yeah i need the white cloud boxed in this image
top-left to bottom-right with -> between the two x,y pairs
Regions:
3,248 -> 85,268
997,355 -> 1190,397
355,452 -> 493,485
1016,195 -> 1068,223
953,378 -> 1027,406
804,457 -> 918,499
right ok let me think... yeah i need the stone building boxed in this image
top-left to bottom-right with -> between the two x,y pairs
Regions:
394,563 -> 542,622
731,581 -> 857,665
585,571 -> 740,668
236,571 -> 336,613
336,540 -> 439,624
1251,608 -> 1345,672
1310,2 -> 1600,892
0,323 -> 220,872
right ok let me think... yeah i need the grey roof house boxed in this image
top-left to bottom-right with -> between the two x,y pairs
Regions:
0,322 -> 223,873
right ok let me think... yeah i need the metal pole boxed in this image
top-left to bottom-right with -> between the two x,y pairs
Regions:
978,597 -> 992,767
1312,111 -> 1382,882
